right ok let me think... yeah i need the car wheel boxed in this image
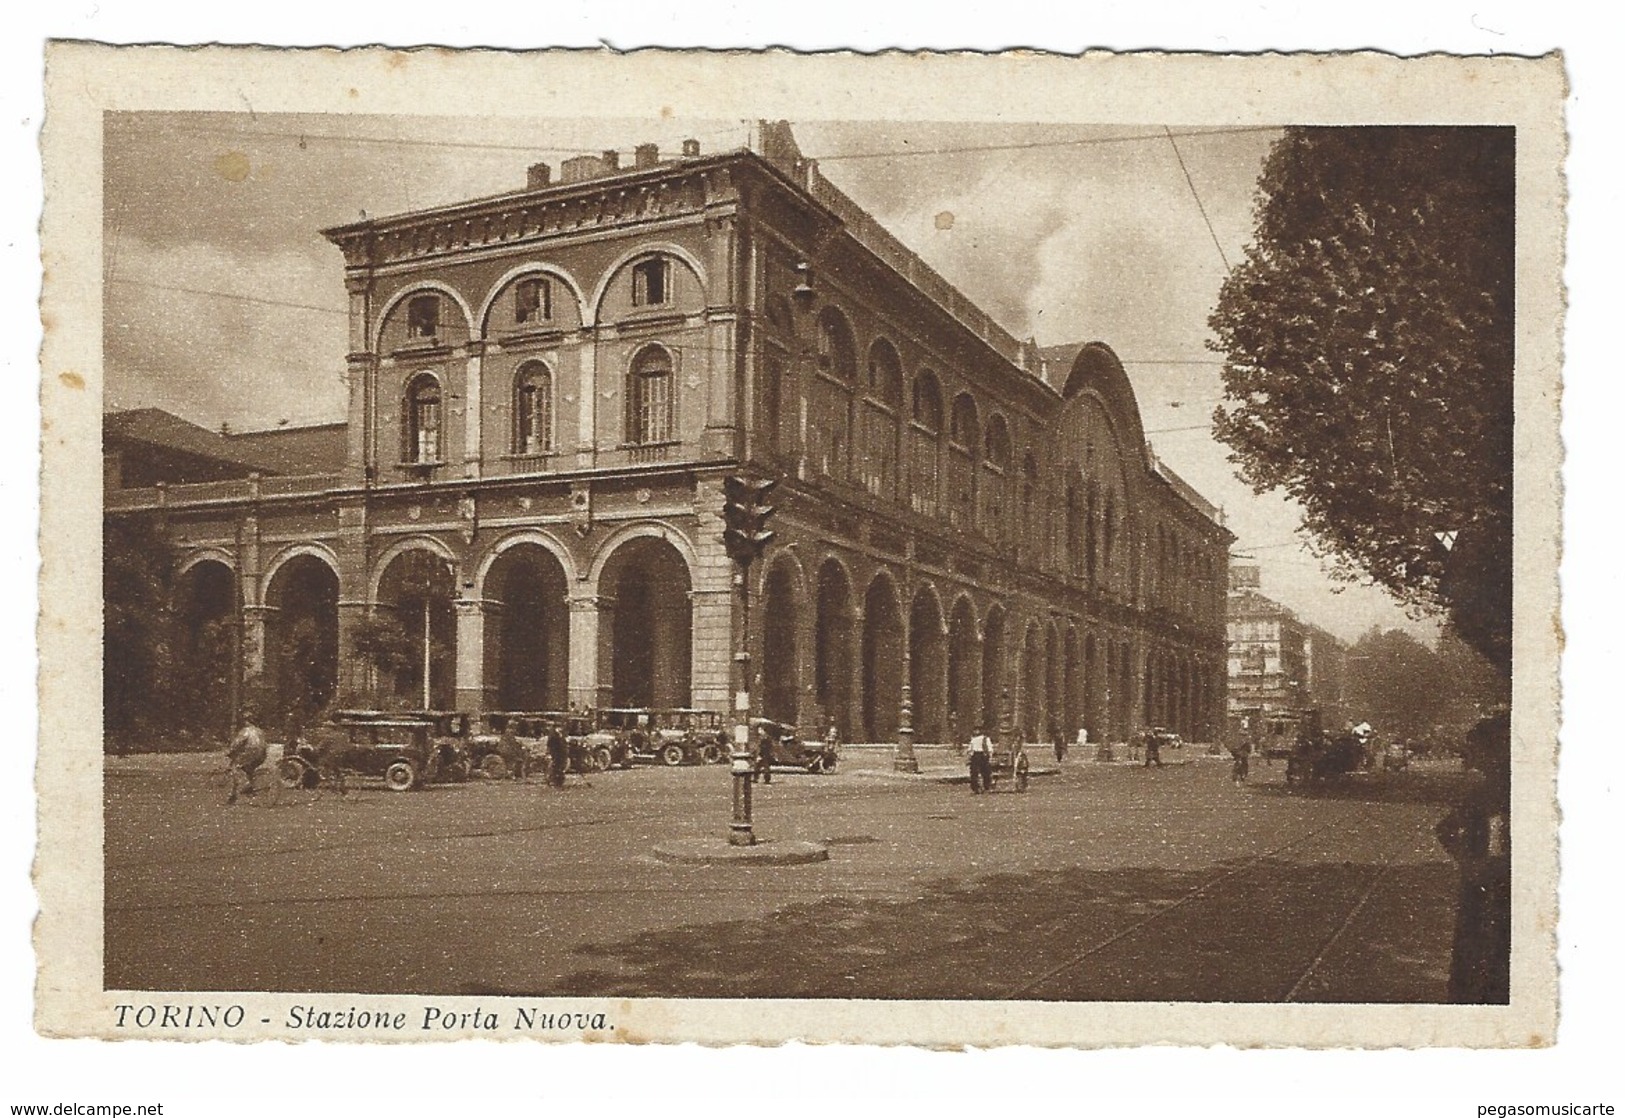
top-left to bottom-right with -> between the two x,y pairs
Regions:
384,760 -> 417,792
478,754 -> 509,781
661,744 -> 685,766
276,758 -> 310,790
701,743 -> 722,765
444,759 -> 471,783
595,747 -> 614,772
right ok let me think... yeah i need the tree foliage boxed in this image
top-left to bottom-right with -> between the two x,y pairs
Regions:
1210,127 -> 1514,674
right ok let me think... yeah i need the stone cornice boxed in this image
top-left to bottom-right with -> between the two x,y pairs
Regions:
322,155 -> 760,270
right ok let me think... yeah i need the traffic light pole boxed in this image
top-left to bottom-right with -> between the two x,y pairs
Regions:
729,562 -> 755,846
721,473 -> 777,848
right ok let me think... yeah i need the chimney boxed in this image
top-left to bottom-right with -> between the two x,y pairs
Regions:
561,154 -> 599,183
634,142 -> 659,169
682,138 -> 700,157
527,162 -> 552,189
601,149 -> 620,172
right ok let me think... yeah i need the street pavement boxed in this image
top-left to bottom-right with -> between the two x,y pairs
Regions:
104,746 -> 1463,1001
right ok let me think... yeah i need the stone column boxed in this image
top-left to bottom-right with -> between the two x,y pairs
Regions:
240,605 -> 275,681
463,340 -> 485,479
567,592 -> 614,711
575,343 -> 598,469
335,599 -> 371,703
454,598 -> 495,714
689,586 -> 733,712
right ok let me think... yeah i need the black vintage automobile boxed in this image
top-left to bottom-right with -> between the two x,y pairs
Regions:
749,718 -> 839,774
594,708 -> 729,766
1284,728 -> 1365,787
482,712 -> 610,776
277,711 -> 442,792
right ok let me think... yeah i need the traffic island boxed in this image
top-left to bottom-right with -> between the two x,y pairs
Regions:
652,838 -> 830,866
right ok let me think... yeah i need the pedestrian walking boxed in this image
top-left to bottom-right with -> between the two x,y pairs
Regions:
754,723 -> 776,785
1229,737 -> 1251,785
1142,729 -> 1164,769
1050,719 -> 1066,764
225,712 -> 268,805
1437,710 -> 1511,1003
1075,725 -> 1089,761
545,721 -> 568,788
967,726 -> 993,794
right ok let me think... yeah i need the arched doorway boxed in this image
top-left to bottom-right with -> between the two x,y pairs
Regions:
375,548 -> 457,710
486,543 -> 570,711
761,557 -> 801,724
264,554 -> 339,731
172,559 -> 238,738
598,536 -> 692,708
815,560 -> 855,739
861,574 -> 903,742
981,605 -> 1006,733
946,596 -> 979,742
1021,622 -> 1043,739
908,586 -> 945,743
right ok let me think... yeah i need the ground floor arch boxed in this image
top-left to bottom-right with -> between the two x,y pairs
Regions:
946,597 -> 980,743
598,535 -> 692,708
263,552 -> 339,730
861,574 -> 903,742
815,560 -> 856,739
486,542 -> 570,711
908,586 -> 946,742
374,548 -> 458,710
761,557 -> 802,724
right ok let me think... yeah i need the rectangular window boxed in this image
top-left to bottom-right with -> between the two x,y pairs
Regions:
632,258 -> 668,306
415,402 -> 440,462
633,374 -> 672,444
515,278 -> 552,324
407,295 -> 439,339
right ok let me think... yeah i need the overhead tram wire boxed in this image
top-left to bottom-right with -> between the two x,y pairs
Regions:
125,121 -> 1283,163
1163,125 -> 1232,274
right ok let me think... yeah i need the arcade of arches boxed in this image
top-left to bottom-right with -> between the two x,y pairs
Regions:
170,524 -> 1220,745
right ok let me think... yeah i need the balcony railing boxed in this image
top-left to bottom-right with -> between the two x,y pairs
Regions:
104,473 -> 340,511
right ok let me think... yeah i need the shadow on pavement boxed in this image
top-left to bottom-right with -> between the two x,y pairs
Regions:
490,855 -> 1455,1003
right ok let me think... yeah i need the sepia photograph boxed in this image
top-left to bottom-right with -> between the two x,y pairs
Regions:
37,45 -> 1565,1051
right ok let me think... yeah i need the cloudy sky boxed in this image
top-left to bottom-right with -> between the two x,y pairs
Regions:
103,112 -> 1426,642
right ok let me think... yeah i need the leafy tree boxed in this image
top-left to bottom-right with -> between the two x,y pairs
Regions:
1210,127 -> 1514,675
103,516 -> 176,751
1343,627 -> 1445,742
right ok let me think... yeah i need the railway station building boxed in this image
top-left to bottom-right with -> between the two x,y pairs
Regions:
105,121 -> 1233,748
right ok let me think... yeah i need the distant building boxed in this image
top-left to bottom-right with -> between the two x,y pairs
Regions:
1225,563 -> 1346,725
106,121 -> 1233,746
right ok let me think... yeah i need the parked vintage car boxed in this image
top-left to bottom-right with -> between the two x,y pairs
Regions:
594,708 -> 729,766
408,710 -> 474,783
749,718 -> 839,774
485,711 -> 610,775
276,711 -> 441,792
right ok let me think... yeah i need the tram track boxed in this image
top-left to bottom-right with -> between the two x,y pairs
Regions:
1002,808 -> 1436,1002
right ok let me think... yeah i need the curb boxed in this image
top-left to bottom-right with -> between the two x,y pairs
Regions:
652,838 -> 830,866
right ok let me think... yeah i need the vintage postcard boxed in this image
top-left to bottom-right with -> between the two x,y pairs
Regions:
38,45 -> 1564,1046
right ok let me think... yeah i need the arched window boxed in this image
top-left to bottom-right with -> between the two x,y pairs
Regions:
908,372 -> 943,516
981,415 -> 1012,538
404,373 -> 443,463
867,340 -> 903,407
912,372 -> 943,432
514,362 -> 553,455
815,308 -> 857,381
627,347 -> 674,445
948,394 -> 979,530
1023,453 -> 1039,560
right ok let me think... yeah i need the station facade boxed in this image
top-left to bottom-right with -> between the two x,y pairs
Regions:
106,121 -> 1232,746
